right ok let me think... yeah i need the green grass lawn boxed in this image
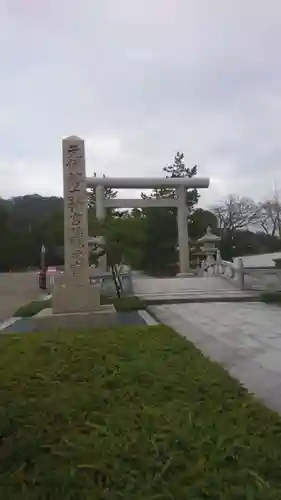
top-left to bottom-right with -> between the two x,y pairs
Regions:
1,325 -> 281,499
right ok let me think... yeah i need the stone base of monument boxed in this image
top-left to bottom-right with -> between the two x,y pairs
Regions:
33,305 -> 117,331
52,283 -> 101,314
176,272 -> 195,278
33,281 -> 118,331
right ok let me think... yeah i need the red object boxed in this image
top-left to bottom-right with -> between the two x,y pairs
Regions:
39,270 -> 47,290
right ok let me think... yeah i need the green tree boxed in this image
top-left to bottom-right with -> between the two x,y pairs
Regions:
88,212 -> 146,270
189,209 -> 218,240
163,151 -> 199,207
140,208 -> 178,276
140,152 -> 200,275
87,173 -> 118,211
0,204 -> 12,271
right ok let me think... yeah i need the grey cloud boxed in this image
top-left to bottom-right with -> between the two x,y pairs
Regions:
1,0 -> 281,206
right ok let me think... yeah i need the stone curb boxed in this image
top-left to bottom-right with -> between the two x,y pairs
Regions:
0,317 -> 20,331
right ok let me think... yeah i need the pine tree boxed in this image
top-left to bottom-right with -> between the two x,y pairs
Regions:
87,173 -> 118,211
163,152 -> 199,207
143,152 -> 199,209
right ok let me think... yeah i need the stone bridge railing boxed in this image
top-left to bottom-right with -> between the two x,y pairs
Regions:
216,252 -> 281,291
216,256 -> 245,290
242,267 -> 281,291
196,254 -> 245,289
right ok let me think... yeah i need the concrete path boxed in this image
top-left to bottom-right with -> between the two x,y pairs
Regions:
149,302 -> 281,413
133,275 -> 257,302
0,272 -> 40,322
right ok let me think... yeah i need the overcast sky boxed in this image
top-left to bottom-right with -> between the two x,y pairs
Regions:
1,0 -> 281,207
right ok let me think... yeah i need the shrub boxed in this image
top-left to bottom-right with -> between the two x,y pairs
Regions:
260,290 -> 281,304
14,298 -> 52,317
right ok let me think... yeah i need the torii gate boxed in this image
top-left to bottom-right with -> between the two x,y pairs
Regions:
87,175 -> 210,276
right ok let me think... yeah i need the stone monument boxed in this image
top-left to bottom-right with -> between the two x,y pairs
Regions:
53,136 -> 99,313
34,136 -> 116,330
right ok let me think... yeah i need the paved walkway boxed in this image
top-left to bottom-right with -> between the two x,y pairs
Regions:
0,272 -> 39,322
133,275 -> 257,302
149,302 -> 281,413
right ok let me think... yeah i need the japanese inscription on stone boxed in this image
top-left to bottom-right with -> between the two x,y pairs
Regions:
63,137 -> 89,286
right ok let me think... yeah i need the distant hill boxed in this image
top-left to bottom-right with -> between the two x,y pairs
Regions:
0,195 -> 64,271
0,194 -> 63,223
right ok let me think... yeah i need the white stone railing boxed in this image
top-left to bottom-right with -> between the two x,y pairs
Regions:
216,253 -> 245,290
205,249 -> 281,291
243,267 -> 281,290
